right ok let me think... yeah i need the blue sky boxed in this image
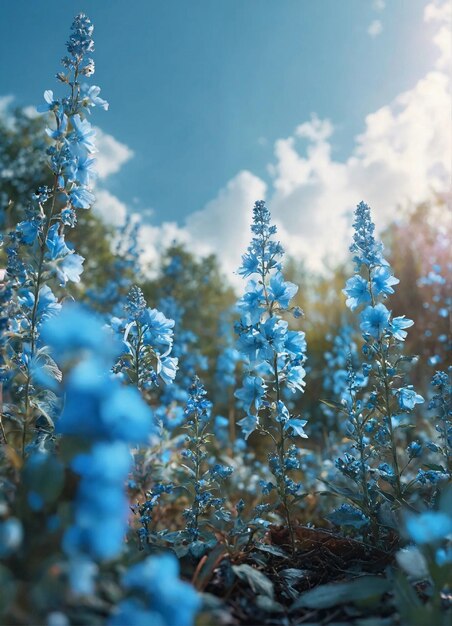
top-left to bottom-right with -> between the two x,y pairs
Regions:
1,0 -> 435,221
1,1 -> 449,279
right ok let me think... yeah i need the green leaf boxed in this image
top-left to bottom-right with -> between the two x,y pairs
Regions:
232,564 -> 274,599
321,481 -> 364,503
291,576 -> 390,610
424,463 -> 446,472
255,595 -> 284,613
279,568 -> 308,586
255,543 -> 288,558
320,399 -> 347,413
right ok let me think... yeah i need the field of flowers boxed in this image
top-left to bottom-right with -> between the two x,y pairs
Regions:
0,14 -> 450,626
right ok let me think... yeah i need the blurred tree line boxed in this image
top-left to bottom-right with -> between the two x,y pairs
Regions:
1,107 -> 449,448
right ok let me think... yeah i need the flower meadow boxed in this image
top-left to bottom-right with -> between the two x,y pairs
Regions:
0,14 -> 450,626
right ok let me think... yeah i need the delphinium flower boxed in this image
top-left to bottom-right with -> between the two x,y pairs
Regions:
157,295 -> 208,405
154,253 -> 210,420
395,492 -> 452,622
418,263 -> 451,367
342,201 -> 424,506
0,14 -> 107,454
111,286 -> 180,546
213,310 -> 242,445
180,376 -> 233,552
235,200 -> 308,551
109,554 -> 200,626
322,323 -> 366,437
42,304 -> 156,595
423,370 -> 451,479
329,356 -> 379,536
112,285 -> 178,391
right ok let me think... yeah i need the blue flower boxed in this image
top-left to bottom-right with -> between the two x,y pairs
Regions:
70,114 -> 97,153
81,84 -> 109,111
238,252 -> 259,278
16,218 -> 41,245
61,206 -> 77,226
209,464 -> 234,480
56,252 -> 84,285
268,272 -> 298,308
37,285 -> 61,323
284,330 -> 307,355
237,279 -> 265,324
396,386 -> 424,411
378,462 -> 397,484
64,441 -> 132,561
360,303 -> 390,338
66,148 -> 96,186
37,89 -> 58,113
238,413 -> 259,440
343,275 -> 371,310
70,185 -> 95,209
407,441 -> 422,458
142,308 -> 175,348
125,285 -> 147,320
260,316 -> 288,353
42,304 -> 115,360
110,555 -> 200,626
349,201 -> 385,268
46,224 -> 70,259
406,511 -> 452,545
389,315 -> 414,341
285,364 -> 307,393
45,112 -> 68,140
234,375 -> 266,410
158,355 -> 178,384
0,518 -> 23,557
284,417 -> 308,438
58,359 -> 155,443
236,328 -> 269,364
371,265 -> 399,296
20,285 -> 61,321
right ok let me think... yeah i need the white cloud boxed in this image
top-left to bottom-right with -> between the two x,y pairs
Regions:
184,171 -> 267,280
139,221 -> 190,270
95,128 -> 134,179
136,0 -> 450,282
94,188 -> 128,226
425,0 -> 452,70
266,65 -> 450,269
373,0 -> 386,11
367,19 -> 383,37
0,95 -> 14,118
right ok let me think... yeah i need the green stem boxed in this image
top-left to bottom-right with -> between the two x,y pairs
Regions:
367,267 -> 402,500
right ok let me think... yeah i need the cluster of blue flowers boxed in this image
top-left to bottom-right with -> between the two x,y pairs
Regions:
180,376 -> 233,548
333,201 -> 427,524
321,323 -> 366,436
234,200 -> 308,548
235,201 -> 307,438
158,298 -> 207,401
418,262 -> 451,367
155,252 -> 209,415
109,554 -> 200,626
42,304 -> 155,594
112,285 -> 178,390
426,370 -> 451,478
0,13 -> 107,452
